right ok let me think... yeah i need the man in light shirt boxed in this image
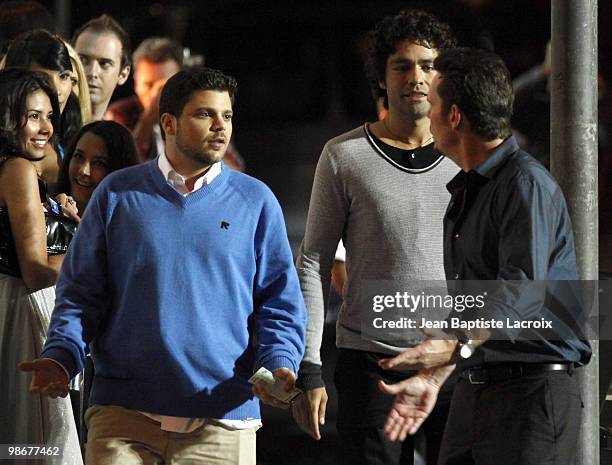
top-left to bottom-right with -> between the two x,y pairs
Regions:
20,66 -> 306,465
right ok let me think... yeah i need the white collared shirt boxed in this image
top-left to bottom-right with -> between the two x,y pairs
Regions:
157,151 -> 222,195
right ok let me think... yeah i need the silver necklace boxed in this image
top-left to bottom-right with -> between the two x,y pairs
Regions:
382,118 -> 433,149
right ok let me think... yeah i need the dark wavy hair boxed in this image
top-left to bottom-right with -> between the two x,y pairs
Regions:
435,48 -> 514,140
0,68 -> 60,158
159,66 -> 237,140
4,29 -> 72,75
57,120 -> 139,194
61,92 -> 84,149
364,9 -> 457,108
4,29 -> 80,146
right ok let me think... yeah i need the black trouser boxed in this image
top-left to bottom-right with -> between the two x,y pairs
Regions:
438,369 -> 583,465
334,348 -> 454,465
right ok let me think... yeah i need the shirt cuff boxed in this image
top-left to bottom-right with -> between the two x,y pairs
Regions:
296,361 -> 324,390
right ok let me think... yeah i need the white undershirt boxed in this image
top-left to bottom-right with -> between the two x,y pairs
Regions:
157,151 -> 222,194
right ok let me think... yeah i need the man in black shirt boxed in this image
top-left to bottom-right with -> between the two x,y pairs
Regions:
377,48 -> 591,465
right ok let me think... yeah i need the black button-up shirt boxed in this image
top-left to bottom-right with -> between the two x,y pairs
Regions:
444,136 -> 591,368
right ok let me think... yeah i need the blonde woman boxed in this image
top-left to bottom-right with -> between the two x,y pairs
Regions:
62,39 -> 92,124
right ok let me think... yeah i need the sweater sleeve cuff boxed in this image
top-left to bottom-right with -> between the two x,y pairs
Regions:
296,361 -> 325,390
261,355 -> 298,375
40,346 -> 80,379
40,358 -> 70,379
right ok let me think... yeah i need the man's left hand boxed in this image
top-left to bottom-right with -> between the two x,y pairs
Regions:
378,338 -> 458,371
252,367 -> 296,410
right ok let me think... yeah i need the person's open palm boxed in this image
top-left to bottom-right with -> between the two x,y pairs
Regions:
378,373 -> 440,442
18,359 -> 69,398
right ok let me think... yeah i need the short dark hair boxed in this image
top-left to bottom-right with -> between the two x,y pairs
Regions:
133,37 -> 183,67
435,48 -> 514,140
0,68 -> 61,158
4,29 -> 72,74
364,9 -> 457,108
58,120 -> 139,194
71,14 -> 132,70
159,66 -> 237,139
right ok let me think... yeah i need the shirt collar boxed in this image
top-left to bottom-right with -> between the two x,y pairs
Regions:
472,135 -> 520,179
157,151 -> 222,196
446,135 -> 519,194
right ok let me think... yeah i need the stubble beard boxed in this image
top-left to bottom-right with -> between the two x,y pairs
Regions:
176,136 -> 226,167
88,87 -> 108,107
388,92 -> 431,122
401,100 -> 431,121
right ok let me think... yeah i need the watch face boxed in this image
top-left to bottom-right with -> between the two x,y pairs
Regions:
460,343 -> 473,359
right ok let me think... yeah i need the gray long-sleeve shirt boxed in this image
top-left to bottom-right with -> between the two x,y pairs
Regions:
296,124 -> 458,388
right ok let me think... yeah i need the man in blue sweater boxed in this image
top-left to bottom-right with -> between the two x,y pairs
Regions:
20,67 -> 307,465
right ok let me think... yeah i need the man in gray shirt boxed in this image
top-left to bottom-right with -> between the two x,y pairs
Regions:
293,9 -> 458,465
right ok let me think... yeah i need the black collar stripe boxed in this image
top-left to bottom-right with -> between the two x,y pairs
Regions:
363,124 -> 445,174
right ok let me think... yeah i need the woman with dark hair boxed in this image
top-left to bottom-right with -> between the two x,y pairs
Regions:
2,29 -> 83,195
55,121 -> 138,430
0,68 -> 82,464
58,120 -> 140,215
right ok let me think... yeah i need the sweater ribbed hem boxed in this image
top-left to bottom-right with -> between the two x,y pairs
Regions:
90,375 -> 261,420
260,354 -> 297,375
40,346 -> 80,378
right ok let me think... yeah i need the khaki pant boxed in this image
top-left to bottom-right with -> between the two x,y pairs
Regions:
85,404 -> 257,465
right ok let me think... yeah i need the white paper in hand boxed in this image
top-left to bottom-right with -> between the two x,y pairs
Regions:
248,367 -> 302,403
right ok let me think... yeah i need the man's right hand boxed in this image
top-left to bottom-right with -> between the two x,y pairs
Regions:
18,359 -> 69,398
378,365 -> 455,442
291,387 -> 328,440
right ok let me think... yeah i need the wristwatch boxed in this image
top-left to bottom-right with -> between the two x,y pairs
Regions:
453,331 -> 476,360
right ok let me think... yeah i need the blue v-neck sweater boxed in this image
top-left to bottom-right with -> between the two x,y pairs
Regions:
42,161 -> 306,420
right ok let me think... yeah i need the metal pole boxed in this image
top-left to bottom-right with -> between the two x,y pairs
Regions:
550,1 -> 599,464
